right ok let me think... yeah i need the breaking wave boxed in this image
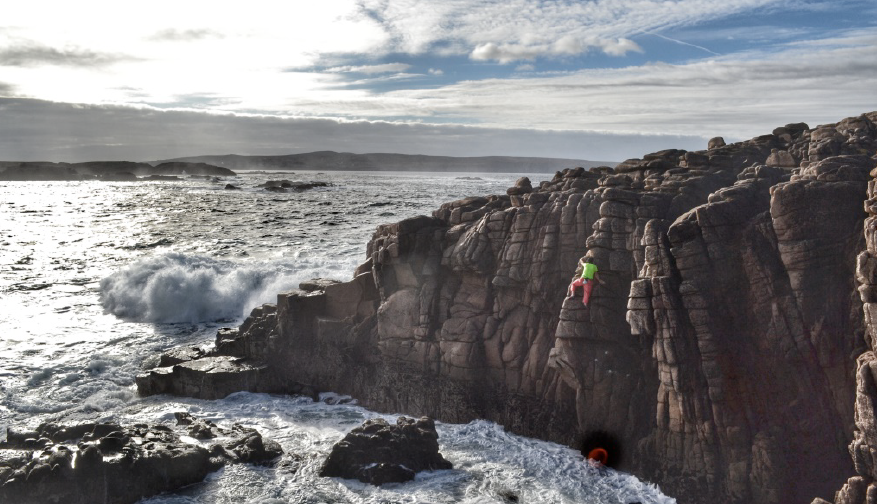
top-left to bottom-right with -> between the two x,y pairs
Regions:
99,252 -> 356,323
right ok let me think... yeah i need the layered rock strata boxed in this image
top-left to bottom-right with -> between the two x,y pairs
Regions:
138,112 -> 877,503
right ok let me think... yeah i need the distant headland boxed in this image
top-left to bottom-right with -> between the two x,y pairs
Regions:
0,152 -> 615,181
0,161 -> 234,181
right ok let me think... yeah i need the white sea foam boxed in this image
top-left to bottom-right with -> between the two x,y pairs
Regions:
131,393 -> 675,504
99,252 -> 358,323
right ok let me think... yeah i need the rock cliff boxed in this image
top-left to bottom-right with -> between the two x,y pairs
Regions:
825,126 -> 877,503
137,112 -> 877,503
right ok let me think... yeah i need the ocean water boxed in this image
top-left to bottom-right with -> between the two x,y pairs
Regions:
0,171 -> 674,503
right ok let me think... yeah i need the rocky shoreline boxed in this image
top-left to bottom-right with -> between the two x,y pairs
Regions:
0,415 -> 283,504
135,112 -> 877,503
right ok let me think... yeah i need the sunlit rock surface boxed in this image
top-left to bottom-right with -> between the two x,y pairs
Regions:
138,112 -> 877,503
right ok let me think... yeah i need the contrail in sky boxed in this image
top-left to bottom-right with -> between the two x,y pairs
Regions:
649,32 -> 721,56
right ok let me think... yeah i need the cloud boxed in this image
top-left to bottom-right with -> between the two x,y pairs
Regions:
470,36 -> 642,63
0,42 -> 134,68
0,97 -> 707,163
470,43 -> 542,63
598,37 -> 644,57
0,82 -> 14,96
148,28 -> 225,41
356,0 -> 783,59
515,64 -> 535,72
326,63 -> 412,74
428,68 -> 443,75
276,31 -> 877,138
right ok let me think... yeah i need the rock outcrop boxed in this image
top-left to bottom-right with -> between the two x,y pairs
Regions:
137,112 -> 877,503
258,180 -> 331,192
0,417 -> 282,504
319,416 -> 452,485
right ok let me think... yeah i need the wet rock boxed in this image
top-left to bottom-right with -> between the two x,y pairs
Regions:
259,180 -> 330,191
175,411 -> 221,439
319,416 -> 452,485
0,418 -> 281,504
159,345 -> 205,366
223,425 -> 284,465
135,355 -> 272,399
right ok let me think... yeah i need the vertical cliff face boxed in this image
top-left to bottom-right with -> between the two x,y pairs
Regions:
138,112 -> 877,503
829,126 -> 877,503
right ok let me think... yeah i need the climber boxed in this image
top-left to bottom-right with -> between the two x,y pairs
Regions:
566,257 -> 606,307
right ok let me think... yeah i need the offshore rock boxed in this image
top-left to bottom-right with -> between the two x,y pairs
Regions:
258,180 -> 330,191
319,416 -> 452,485
138,111 -> 877,504
0,418 -> 282,504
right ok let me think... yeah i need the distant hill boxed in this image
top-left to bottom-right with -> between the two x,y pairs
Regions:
154,151 -> 616,173
0,161 -> 234,181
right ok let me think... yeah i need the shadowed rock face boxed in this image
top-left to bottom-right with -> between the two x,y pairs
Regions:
138,112 -> 877,503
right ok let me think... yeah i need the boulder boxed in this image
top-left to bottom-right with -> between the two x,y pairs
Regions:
319,417 -> 452,485
506,176 -> 533,196
708,136 -> 726,149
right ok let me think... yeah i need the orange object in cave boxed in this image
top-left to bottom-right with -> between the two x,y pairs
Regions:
587,447 -> 608,465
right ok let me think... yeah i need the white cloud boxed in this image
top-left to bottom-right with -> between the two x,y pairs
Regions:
515,64 -> 535,72
470,42 -> 542,63
358,0 -> 778,61
327,63 -> 412,74
598,37 -> 644,57
470,36 -> 642,63
428,68 -> 444,75
276,31 -> 877,139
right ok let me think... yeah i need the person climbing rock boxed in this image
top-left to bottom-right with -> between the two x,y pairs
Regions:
566,257 -> 605,307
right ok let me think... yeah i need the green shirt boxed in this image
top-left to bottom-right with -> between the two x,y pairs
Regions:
581,262 -> 598,280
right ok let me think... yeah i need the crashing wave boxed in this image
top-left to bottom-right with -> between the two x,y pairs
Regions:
99,252 -> 355,323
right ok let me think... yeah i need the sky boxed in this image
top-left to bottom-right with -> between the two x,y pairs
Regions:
0,0 -> 875,162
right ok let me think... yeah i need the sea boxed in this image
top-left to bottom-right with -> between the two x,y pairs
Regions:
0,171 -> 674,503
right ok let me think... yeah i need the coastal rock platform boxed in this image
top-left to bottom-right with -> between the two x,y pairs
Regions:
137,112 -> 877,504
